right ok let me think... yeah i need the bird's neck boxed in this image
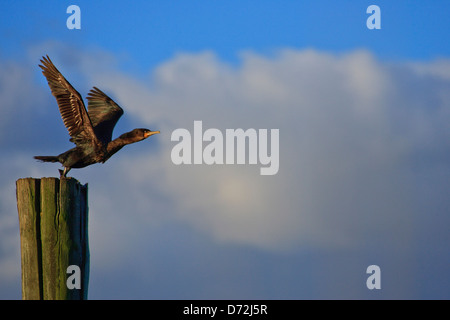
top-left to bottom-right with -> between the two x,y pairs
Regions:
105,132 -> 136,160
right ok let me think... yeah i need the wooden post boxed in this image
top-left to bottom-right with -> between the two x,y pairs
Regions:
16,177 -> 89,300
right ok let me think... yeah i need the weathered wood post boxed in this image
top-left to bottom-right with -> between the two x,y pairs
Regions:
16,177 -> 89,300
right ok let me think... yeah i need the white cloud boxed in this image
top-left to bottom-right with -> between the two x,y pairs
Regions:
1,46 -> 449,298
0,59 -> 44,142
3,47 -> 450,254
81,48 -> 449,252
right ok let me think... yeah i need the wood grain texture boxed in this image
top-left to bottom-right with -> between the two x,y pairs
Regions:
16,177 -> 89,300
16,178 -> 42,300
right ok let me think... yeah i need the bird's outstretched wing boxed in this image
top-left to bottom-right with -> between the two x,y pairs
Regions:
86,87 -> 124,143
39,55 -> 98,146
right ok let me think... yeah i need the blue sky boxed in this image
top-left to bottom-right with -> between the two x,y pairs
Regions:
3,1 -> 450,67
1,1 -> 449,300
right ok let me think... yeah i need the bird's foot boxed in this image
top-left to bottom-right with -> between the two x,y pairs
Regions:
59,167 -> 71,178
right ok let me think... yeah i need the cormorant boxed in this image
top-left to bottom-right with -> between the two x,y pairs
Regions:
34,55 -> 160,177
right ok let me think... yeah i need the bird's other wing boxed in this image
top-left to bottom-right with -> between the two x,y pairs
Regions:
86,87 -> 124,143
39,55 -> 98,146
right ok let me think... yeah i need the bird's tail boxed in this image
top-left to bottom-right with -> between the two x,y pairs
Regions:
34,155 -> 59,163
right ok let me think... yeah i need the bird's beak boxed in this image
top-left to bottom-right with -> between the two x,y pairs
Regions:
144,130 -> 160,138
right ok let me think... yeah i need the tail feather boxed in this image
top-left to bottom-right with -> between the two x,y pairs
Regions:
34,156 -> 59,163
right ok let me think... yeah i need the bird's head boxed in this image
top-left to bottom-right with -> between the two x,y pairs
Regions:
122,128 -> 160,143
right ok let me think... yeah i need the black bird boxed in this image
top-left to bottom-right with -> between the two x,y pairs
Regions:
34,55 -> 160,177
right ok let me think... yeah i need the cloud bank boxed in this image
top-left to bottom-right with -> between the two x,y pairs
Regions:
0,47 -> 449,298
92,48 -> 449,251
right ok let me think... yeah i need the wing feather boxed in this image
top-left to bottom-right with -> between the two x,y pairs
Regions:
87,87 -> 124,143
39,55 -> 98,146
